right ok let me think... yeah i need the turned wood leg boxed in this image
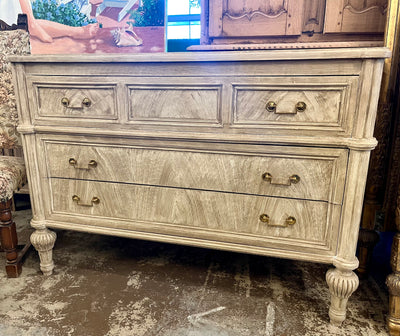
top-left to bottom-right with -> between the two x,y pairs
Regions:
30,228 -> 56,276
326,267 -> 359,325
386,193 -> 400,335
0,200 -> 21,277
387,233 -> 400,335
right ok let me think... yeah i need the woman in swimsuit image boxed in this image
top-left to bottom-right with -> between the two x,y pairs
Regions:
18,0 -> 99,42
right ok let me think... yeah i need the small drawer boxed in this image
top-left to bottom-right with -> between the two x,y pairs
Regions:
127,80 -> 222,127
231,76 -> 358,135
43,139 -> 347,203
49,178 -> 339,249
29,79 -> 118,121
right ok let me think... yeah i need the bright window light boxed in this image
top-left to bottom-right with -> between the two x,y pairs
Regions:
167,0 -> 201,39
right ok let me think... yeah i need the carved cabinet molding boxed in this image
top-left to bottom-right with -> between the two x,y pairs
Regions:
197,0 -> 388,48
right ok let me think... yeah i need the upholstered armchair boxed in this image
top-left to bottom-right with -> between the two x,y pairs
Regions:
0,28 -> 30,277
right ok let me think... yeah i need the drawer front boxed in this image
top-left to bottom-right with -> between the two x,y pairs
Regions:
127,82 -> 222,126
28,78 -> 118,121
231,76 -> 358,134
44,140 -> 347,203
49,179 -> 337,246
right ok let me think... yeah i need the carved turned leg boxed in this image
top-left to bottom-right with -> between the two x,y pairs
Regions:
30,228 -> 56,276
387,249 -> 400,336
326,267 -> 359,325
0,199 -> 21,277
386,193 -> 400,335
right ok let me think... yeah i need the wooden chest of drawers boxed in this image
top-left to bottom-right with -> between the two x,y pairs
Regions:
10,48 -> 389,325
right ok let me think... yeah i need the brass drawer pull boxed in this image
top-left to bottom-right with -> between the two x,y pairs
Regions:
295,101 -> 307,112
262,172 -> 300,185
61,97 -> 70,107
69,158 -> 97,170
82,97 -> 92,107
265,101 -> 307,114
72,195 -> 100,207
266,101 -> 277,112
259,214 -> 296,227
61,97 -> 92,108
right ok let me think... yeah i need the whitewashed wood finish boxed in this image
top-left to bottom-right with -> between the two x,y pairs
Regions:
10,49 -> 388,326
35,85 -> 117,119
43,139 -> 347,203
235,87 -> 342,122
49,178 -> 331,243
128,84 -> 222,124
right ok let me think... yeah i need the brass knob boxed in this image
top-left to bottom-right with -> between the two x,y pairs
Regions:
266,101 -> 277,112
72,195 -> 80,203
91,197 -> 100,205
285,216 -> 296,225
88,160 -> 97,168
82,97 -> 91,108
289,175 -> 300,184
69,158 -> 77,166
259,214 -> 270,223
61,97 -> 70,107
295,101 -> 307,112
262,172 -> 272,182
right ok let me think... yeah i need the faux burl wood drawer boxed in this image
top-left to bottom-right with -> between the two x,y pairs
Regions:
29,79 -> 118,121
49,178 -> 339,247
127,81 -> 222,127
231,76 -> 358,134
44,140 -> 347,203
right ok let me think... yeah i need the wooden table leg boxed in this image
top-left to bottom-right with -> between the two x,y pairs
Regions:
0,199 -> 22,277
387,195 -> 400,335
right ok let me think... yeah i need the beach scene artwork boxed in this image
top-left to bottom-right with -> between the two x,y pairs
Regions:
1,0 -> 165,54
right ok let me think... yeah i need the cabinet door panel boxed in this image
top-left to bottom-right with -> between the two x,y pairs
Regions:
324,0 -> 387,33
209,0 -> 304,37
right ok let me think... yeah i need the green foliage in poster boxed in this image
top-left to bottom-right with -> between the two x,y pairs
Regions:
128,0 -> 165,27
32,0 -> 96,27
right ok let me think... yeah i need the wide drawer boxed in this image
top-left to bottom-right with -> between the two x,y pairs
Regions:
44,140 -> 347,203
48,178 -> 338,246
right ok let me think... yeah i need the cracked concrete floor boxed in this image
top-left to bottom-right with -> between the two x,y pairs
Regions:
0,209 -> 391,335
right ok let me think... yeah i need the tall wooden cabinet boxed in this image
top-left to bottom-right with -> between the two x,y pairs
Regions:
195,0 -> 388,48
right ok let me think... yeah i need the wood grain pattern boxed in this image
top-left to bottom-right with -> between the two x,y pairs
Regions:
324,0 -> 387,33
128,85 -> 221,124
49,178 -> 332,245
9,49 -> 388,326
218,0 -> 293,37
303,0 -> 326,34
35,85 -> 117,119
234,87 -> 343,124
43,139 -> 347,203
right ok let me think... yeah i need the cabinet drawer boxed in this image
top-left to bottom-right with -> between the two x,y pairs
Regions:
127,82 -> 222,127
49,178 -> 338,246
231,76 -> 358,134
28,79 -> 118,121
44,140 -> 347,203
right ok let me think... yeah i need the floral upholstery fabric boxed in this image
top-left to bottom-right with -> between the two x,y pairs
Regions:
0,30 -> 30,202
0,30 -> 30,151
0,156 -> 26,203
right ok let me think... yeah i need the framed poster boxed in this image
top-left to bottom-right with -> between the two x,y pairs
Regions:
1,0 -> 165,54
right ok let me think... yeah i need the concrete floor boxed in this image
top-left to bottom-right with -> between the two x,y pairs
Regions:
0,209 -> 391,335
